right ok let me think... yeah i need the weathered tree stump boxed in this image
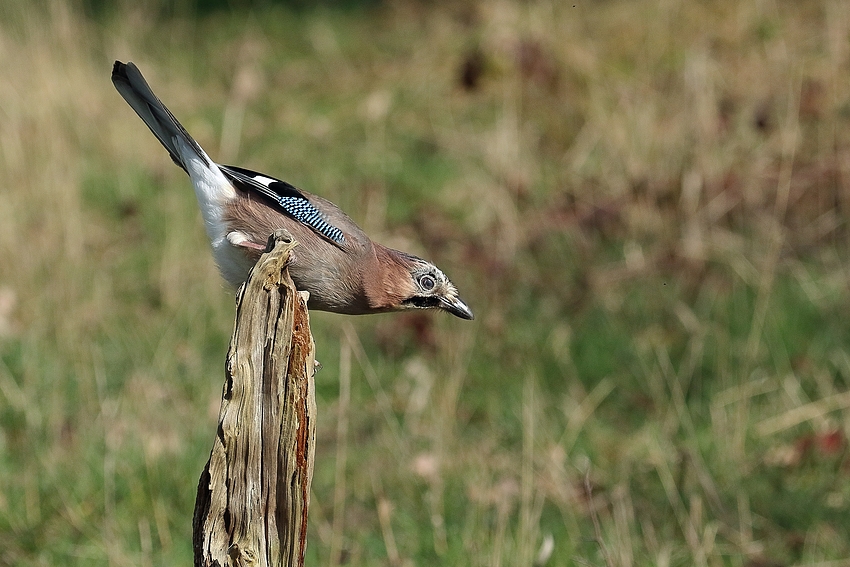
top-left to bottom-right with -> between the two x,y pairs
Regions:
193,230 -> 317,567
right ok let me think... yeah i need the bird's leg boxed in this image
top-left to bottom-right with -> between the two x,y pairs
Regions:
227,230 -> 266,251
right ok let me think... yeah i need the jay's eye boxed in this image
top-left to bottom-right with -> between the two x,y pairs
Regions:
419,274 -> 436,291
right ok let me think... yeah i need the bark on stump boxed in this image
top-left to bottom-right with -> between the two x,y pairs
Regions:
193,230 -> 317,567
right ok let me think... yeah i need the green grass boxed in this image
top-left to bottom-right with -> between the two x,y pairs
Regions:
2,0 -> 850,565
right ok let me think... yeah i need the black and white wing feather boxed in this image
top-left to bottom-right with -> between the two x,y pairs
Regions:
220,165 -> 346,244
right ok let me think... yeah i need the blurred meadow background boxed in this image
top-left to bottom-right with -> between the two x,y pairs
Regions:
2,0 -> 850,565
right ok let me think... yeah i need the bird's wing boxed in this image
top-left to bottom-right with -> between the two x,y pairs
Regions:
220,165 -> 346,245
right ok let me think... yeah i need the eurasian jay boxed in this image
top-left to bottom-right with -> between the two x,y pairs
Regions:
111,61 -> 473,320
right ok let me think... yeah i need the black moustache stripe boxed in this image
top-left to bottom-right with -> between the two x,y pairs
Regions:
404,296 -> 441,309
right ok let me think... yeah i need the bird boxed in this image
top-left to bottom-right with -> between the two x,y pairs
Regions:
111,61 -> 473,320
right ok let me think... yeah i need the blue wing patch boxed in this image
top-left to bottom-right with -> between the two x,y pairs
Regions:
221,165 -> 345,244
277,194 -> 345,243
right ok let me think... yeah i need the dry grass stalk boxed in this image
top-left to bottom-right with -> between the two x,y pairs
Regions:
192,230 -> 317,567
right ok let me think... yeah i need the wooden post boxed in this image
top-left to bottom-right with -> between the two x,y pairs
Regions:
192,230 -> 317,567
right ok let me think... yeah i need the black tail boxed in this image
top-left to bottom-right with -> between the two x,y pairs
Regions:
111,61 -> 209,172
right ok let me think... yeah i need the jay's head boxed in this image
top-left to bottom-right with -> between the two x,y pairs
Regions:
375,249 -> 473,320
404,260 -> 474,320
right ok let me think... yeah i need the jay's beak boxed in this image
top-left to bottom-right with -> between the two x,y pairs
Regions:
440,295 -> 474,320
